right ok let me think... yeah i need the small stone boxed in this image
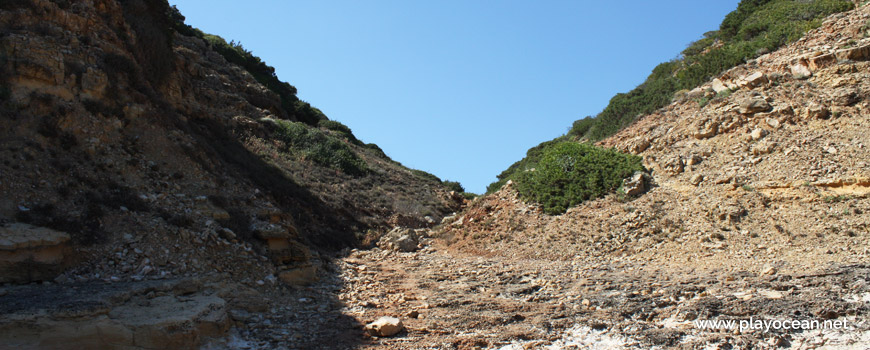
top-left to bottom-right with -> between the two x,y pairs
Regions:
766,118 -> 781,129
761,265 -> 777,275
750,128 -> 768,141
759,290 -> 783,299
365,316 -> 404,337
790,63 -> 812,78
768,336 -> 787,347
807,103 -> 830,119
817,310 -> 839,320
407,310 -> 420,318
219,228 -> 237,240
690,174 -> 704,186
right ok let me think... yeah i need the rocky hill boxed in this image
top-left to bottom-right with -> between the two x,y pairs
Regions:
431,3 -> 870,348
0,1 -> 461,348
2,0 -> 870,349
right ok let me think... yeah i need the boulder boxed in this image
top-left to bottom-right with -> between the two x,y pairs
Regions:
711,78 -> 731,94
378,227 -> 420,252
737,96 -> 771,114
621,172 -> 648,196
790,63 -> 812,78
691,116 -> 719,139
736,72 -> 767,89
0,223 -> 71,283
365,316 -> 404,337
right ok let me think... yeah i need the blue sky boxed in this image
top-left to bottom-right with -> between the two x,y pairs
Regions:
169,1 -> 740,193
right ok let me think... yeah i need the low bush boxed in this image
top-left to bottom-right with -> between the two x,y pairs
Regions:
273,120 -> 367,176
442,180 -> 465,193
513,142 -> 643,215
318,119 -> 361,145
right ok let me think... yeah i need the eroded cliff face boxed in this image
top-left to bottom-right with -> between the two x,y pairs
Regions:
0,0 -> 459,294
0,0 -> 464,348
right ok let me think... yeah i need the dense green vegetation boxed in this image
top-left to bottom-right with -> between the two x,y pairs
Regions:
442,180 -> 465,194
489,0 -> 853,194
514,142 -> 643,215
486,137 -> 569,194
272,119 -> 369,176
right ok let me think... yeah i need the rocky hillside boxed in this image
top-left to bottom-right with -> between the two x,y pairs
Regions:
2,0 -> 870,349
0,1 -> 461,348
428,4 -> 870,348
446,3 -> 870,265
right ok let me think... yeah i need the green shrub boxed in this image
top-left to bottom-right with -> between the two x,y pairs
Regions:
273,120 -> 367,175
486,136 -> 568,194
363,142 -> 394,161
513,142 -> 643,215
567,117 -> 595,139
318,119 -> 361,145
318,119 -> 352,134
442,180 -> 465,193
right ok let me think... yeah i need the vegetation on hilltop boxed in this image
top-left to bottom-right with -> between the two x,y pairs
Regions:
272,119 -> 369,176
488,0 -> 854,194
168,5 -> 325,125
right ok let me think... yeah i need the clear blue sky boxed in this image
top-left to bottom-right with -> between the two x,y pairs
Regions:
169,1 -> 740,193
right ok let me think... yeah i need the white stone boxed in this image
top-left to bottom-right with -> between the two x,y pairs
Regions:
365,316 -> 404,337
